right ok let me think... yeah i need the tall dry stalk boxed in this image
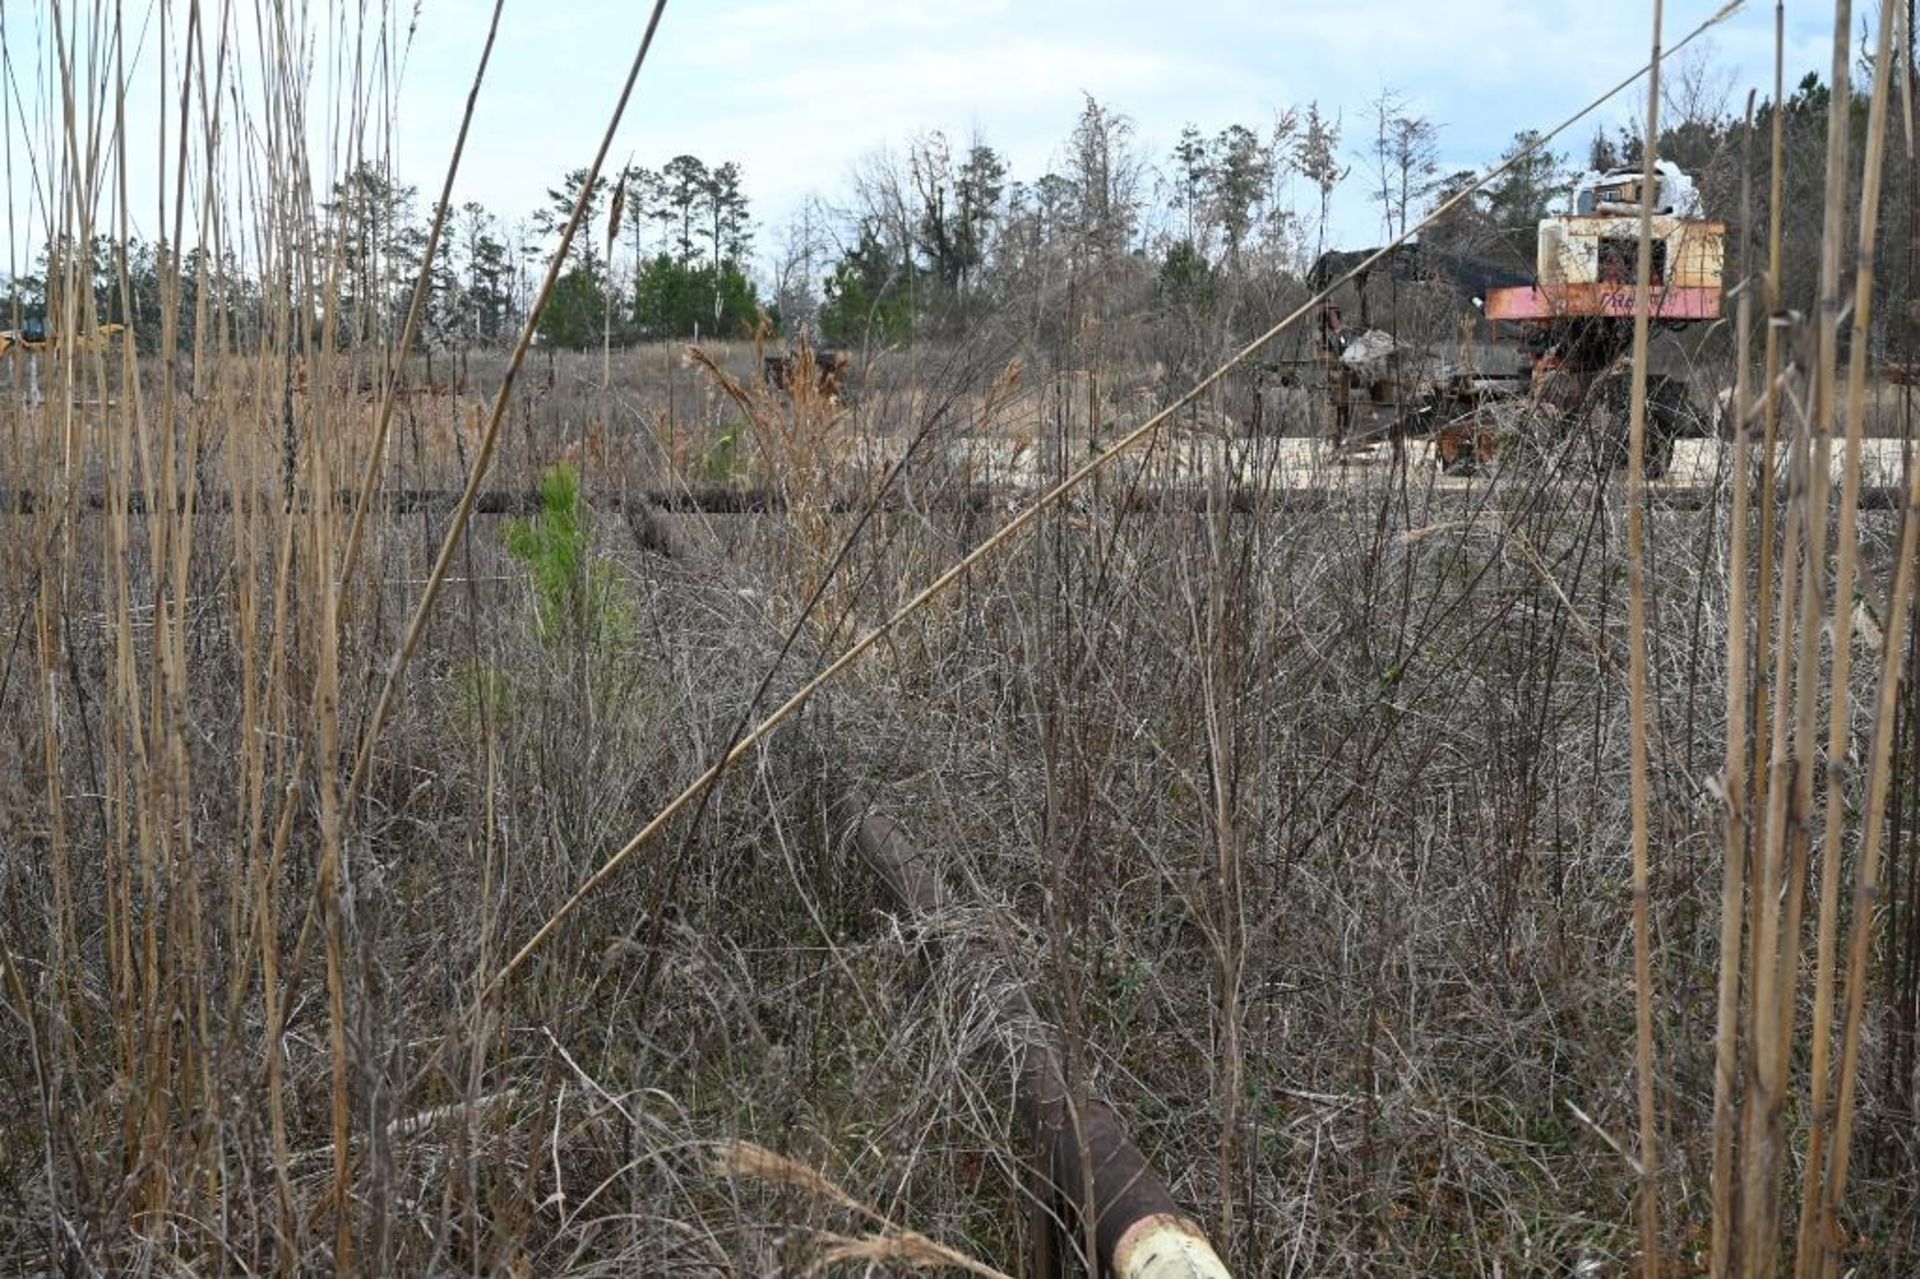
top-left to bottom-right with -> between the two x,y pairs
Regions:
1772,0 -> 1858,1188
1709,89 -> 1759,1279
1801,7 -> 1911,1269
1711,2 -> 1909,1272
1750,3 -> 1855,1270
1749,1 -> 1788,918
1794,2 -> 1901,1271
337,0 -> 509,591
1625,3 -> 1666,1271
1732,14 -> 1796,1261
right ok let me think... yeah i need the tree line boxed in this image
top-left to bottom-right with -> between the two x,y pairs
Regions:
3,150 -> 761,355
767,68 -> 1911,379
8,51 -> 1914,369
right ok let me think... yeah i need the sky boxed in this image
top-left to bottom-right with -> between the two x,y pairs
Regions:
386,0 -> 1854,263
0,1 -> 1869,281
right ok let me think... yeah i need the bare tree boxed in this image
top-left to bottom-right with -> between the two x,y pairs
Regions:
1365,89 -> 1440,242
771,196 -> 831,332
1065,93 -> 1145,265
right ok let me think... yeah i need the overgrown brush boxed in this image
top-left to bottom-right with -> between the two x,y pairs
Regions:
6,2 -> 1920,1276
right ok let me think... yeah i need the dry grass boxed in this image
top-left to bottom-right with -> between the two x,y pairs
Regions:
3,1 -> 1920,1276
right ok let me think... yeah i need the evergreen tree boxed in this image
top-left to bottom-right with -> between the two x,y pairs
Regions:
538,266 -> 607,349
456,201 -> 515,343
658,155 -> 709,263
622,165 -> 662,295
1295,102 -> 1346,261
324,164 -> 420,341
1485,131 -> 1565,231
1209,123 -> 1275,269
1066,95 -> 1142,261
819,222 -> 912,345
534,168 -> 610,279
630,254 -> 758,339
1171,124 -> 1211,248
952,142 -> 1006,293
698,161 -> 751,323
1367,93 -> 1439,241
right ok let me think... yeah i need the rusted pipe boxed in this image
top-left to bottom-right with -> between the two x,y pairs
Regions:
0,484 -> 792,515
632,503 -> 1231,1278
6,480 -> 1836,517
841,800 -> 1228,1276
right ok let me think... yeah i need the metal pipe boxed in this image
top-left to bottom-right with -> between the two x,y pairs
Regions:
633,502 -> 1232,1278
18,477 -> 1916,517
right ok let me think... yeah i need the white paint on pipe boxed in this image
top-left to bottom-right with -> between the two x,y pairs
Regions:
1112,1213 -> 1234,1279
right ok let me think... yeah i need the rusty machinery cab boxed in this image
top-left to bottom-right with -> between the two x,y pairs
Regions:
1310,165 -> 1726,474
1473,163 -> 1725,475
1309,242 -> 1534,455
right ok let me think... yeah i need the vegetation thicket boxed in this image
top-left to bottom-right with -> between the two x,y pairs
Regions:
2,2 -> 1919,1275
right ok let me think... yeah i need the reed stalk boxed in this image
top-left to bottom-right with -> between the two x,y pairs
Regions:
1625,4 -> 1666,1270
1709,89 -> 1760,1279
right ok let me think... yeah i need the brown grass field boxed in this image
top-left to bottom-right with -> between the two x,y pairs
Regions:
4,2 -> 1920,1276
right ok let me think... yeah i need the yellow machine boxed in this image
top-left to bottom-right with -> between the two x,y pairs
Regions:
0,320 -> 127,357
1489,163 -> 1725,326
